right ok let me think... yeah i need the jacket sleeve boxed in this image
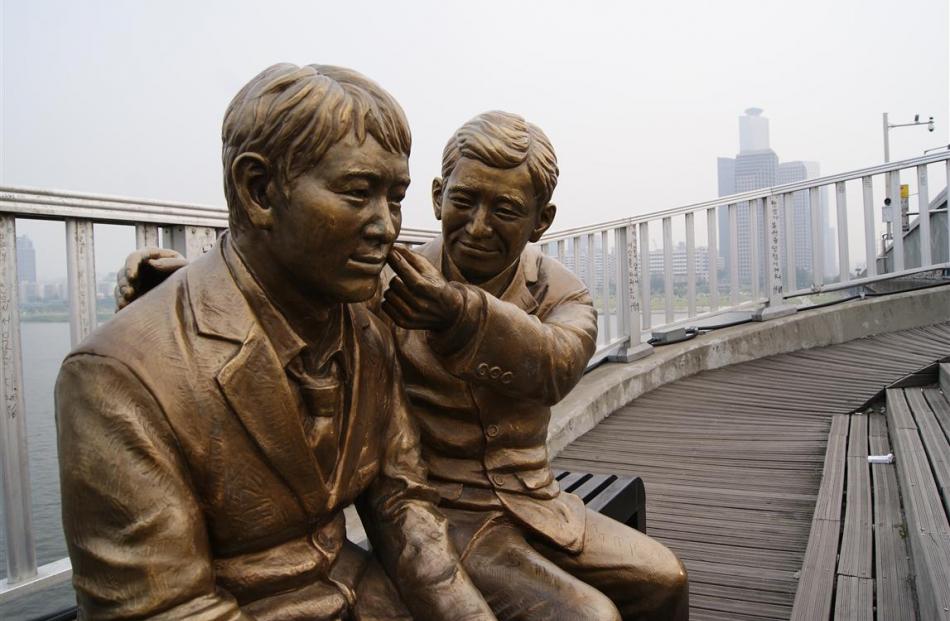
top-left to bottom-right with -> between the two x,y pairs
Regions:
55,354 -> 249,621
356,356 -> 496,621
428,282 -> 597,406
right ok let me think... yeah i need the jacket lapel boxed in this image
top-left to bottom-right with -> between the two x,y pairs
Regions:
216,326 -> 326,516
187,244 -> 326,516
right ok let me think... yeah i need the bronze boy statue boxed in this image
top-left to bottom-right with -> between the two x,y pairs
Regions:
117,112 -> 689,620
56,63 -> 496,621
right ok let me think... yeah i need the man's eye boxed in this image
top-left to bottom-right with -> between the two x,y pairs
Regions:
450,196 -> 472,209
344,188 -> 370,200
495,208 -> 520,221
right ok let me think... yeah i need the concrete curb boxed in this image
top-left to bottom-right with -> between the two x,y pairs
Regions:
547,284 -> 950,456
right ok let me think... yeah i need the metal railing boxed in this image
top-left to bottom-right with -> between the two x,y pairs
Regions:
1,150 -> 949,605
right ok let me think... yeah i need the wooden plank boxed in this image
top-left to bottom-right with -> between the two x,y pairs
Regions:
868,413 -> 916,621
886,388 -> 950,621
838,414 -> 872,578
832,575 -> 872,621
812,415 -> 849,521
924,387 -> 950,441
905,388 -> 950,517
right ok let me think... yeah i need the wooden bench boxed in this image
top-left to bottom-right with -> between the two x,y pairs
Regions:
554,470 -> 647,533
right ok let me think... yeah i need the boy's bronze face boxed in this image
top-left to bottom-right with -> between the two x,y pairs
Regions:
269,132 -> 410,303
434,156 -> 553,284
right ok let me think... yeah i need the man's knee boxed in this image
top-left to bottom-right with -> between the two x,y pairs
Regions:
569,587 -> 622,621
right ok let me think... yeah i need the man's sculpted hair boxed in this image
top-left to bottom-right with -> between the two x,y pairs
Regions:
441,111 -> 559,206
222,63 -> 411,227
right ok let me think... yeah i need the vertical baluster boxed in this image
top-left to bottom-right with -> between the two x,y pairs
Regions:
0,215 -> 37,584
728,203 -> 739,305
946,160 -> 950,263
685,212 -> 695,318
783,193 -> 797,292
601,230 -> 611,343
557,239 -> 566,265
836,182 -> 850,282
639,222 -> 651,332
917,164 -> 931,267
749,199 -> 760,300
614,227 -> 629,340
862,177 -> 877,278
810,187 -> 823,288
626,224 -> 643,347
135,223 -> 160,248
706,207 -> 718,311
66,219 -> 97,346
889,172 -> 904,272
765,196 -> 784,306
164,225 -> 218,259
662,217 -> 673,323
586,233 -> 596,296
572,236 -> 582,282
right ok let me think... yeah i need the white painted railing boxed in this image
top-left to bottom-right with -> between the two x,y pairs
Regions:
1,150 -> 949,608
540,151 -> 949,363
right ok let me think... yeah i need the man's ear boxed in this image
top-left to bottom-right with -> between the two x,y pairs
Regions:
529,203 -> 557,242
232,153 -> 274,230
431,177 -> 445,220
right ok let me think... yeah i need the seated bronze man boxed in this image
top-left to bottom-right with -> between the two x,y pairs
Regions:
119,111 -> 689,620
55,63 -> 495,621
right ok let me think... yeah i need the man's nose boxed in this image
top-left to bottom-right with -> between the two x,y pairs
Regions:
365,197 -> 398,243
465,204 -> 492,238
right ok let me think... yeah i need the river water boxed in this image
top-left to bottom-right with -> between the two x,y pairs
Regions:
1,322 -> 76,620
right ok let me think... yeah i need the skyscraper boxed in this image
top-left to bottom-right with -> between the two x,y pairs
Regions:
717,109 -> 831,290
16,235 -> 36,283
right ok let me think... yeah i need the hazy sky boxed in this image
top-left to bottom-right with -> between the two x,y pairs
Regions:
2,0 -> 948,280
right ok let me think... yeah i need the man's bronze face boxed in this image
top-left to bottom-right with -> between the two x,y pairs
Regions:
270,133 -> 409,303
435,157 -> 551,284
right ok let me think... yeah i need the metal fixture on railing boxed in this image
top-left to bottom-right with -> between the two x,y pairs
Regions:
1,150 -> 949,608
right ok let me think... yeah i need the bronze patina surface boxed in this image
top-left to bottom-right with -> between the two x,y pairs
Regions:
111,105 -> 689,620
56,63 -> 495,621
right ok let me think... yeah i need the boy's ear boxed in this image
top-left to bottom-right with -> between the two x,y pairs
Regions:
529,203 -> 557,242
431,177 -> 445,220
232,153 -> 274,230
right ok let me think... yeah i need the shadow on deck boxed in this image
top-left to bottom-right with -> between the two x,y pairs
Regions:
553,322 -> 950,620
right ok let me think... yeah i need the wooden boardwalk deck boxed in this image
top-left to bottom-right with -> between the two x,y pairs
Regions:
553,322 -> 950,620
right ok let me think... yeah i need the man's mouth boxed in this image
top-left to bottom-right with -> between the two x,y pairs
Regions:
346,253 -> 387,274
457,239 -> 498,255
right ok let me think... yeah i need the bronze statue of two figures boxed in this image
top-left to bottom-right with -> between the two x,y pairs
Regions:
56,64 -> 688,620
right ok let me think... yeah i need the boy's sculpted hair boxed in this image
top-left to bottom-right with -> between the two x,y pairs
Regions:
222,63 -> 411,227
441,110 -> 559,206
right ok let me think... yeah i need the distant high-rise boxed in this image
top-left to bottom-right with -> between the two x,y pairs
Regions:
16,235 -> 37,283
717,109 -> 831,288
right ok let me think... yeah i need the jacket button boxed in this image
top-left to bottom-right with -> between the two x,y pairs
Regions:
476,363 -> 489,377
486,424 -> 499,437
500,371 -> 513,384
489,366 -> 502,379
492,474 -> 506,487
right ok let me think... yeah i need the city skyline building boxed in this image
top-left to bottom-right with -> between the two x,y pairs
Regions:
717,109 -> 833,289
16,235 -> 36,284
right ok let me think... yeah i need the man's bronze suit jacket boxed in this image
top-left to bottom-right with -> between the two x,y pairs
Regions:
389,238 -> 598,553
55,242 -> 478,620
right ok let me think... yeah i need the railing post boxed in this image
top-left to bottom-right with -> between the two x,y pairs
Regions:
835,182 -> 850,282
0,215 -> 37,584
783,193 -> 797,292
809,187 -> 823,289
163,225 -> 217,259
610,223 -> 653,362
862,177 -> 877,278
66,218 -> 97,346
662,216 -> 673,324
917,164 -> 931,267
728,203 -> 739,305
135,223 -> 160,248
754,196 -> 796,321
888,171 -> 904,272
600,230 -> 611,343
706,207 -> 718,311
685,212 -> 696,318
750,199 -> 760,300
639,222 -> 652,332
